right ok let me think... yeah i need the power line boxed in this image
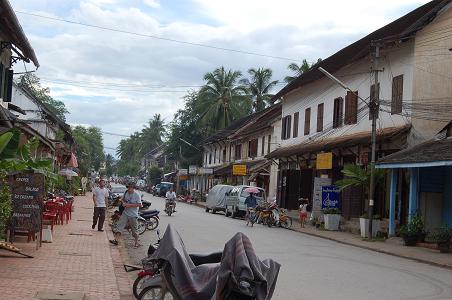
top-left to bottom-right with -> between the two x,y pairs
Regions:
16,10 -> 298,62
102,131 -> 130,137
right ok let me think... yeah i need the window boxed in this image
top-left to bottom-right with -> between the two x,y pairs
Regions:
222,148 -> 226,162
267,135 -> 271,154
214,148 -> 217,163
281,115 -> 292,140
205,152 -> 208,165
261,136 -> 265,156
369,83 -> 380,120
391,75 -> 403,114
209,152 -> 212,164
304,108 -> 311,135
345,91 -> 358,125
248,139 -> 258,158
293,112 -> 299,138
317,103 -> 324,132
235,144 -> 242,160
333,97 -> 344,128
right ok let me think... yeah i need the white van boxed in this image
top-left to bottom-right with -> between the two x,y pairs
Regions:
225,185 -> 266,218
205,184 -> 234,214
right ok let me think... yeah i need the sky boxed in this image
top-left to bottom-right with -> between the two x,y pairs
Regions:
11,0 -> 429,157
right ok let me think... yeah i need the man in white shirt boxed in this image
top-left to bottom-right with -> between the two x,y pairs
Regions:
92,178 -> 109,231
165,188 -> 177,212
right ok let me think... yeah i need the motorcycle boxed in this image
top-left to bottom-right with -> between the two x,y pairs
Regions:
139,209 -> 160,231
165,200 -> 176,216
138,225 -> 280,300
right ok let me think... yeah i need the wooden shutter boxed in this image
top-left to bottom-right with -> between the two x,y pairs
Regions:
261,136 -> 265,156
293,112 -> 299,138
249,139 -> 258,157
345,91 -> 358,124
369,83 -> 380,120
267,135 -> 271,154
286,115 -> 292,139
317,103 -> 324,132
0,63 -> 3,99
333,97 -> 343,128
281,116 -> 287,140
4,69 -> 13,102
391,75 -> 403,114
304,107 -> 311,135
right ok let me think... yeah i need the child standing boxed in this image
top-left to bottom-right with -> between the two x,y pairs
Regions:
299,198 -> 308,228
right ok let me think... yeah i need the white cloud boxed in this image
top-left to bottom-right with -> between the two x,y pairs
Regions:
143,0 -> 160,8
12,0 -> 431,156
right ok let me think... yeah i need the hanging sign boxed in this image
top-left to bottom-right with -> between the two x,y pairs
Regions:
178,169 -> 188,176
233,164 -> 247,176
321,185 -> 340,209
189,165 -> 198,175
316,152 -> 333,170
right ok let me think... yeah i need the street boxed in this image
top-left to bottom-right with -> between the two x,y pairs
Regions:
123,190 -> 452,300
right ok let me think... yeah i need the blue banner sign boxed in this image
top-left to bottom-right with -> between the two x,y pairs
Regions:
321,185 -> 340,209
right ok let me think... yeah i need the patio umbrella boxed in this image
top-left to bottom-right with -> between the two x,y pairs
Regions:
59,168 -> 78,177
243,187 -> 260,194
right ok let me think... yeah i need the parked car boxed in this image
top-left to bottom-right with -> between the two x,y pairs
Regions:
205,185 -> 234,214
225,185 -> 266,218
152,183 -> 161,196
154,182 -> 174,196
110,186 -> 127,199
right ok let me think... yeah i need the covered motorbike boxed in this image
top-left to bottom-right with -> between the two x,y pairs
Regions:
140,225 -> 280,300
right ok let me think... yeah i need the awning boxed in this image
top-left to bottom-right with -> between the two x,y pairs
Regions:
267,125 -> 411,159
376,137 -> 452,169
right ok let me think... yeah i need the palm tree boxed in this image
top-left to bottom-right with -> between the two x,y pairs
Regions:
335,164 -> 386,199
197,66 -> 250,130
284,58 -> 323,83
241,68 -> 278,112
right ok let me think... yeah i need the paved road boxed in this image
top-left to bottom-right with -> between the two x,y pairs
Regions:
125,189 -> 452,299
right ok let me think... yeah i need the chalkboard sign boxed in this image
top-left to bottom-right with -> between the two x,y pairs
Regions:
9,172 -> 45,232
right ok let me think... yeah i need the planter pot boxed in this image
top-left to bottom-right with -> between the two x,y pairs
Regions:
324,214 -> 341,231
360,218 -> 381,238
437,240 -> 450,253
402,235 -> 418,246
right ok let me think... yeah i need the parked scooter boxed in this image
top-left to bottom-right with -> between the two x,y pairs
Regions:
138,225 -> 280,300
139,209 -> 160,231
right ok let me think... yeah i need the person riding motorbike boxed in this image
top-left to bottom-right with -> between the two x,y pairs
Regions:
165,188 -> 177,212
245,192 -> 258,226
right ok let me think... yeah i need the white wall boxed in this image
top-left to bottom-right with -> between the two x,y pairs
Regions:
281,43 -> 415,148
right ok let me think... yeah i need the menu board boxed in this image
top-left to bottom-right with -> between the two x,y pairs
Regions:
9,172 -> 45,232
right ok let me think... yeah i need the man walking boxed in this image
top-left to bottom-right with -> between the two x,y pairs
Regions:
92,178 -> 109,231
110,182 -> 142,248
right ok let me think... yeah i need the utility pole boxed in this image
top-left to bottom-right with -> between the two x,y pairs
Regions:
368,43 -> 380,240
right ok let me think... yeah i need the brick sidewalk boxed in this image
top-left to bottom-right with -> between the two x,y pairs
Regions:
0,193 -> 134,300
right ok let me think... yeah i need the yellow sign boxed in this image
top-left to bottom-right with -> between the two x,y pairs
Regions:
316,152 -> 333,170
233,164 -> 247,176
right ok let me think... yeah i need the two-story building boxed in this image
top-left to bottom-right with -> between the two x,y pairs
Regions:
0,0 -> 39,122
267,0 -> 452,228
201,104 -> 282,198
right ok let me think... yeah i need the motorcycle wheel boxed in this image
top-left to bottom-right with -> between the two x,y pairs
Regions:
267,216 -> 274,227
137,219 -> 147,235
146,217 -> 159,230
281,217 -> 292,229
133,274 -> 153,299
138,285 -> 173,300
167,209 -> 172,216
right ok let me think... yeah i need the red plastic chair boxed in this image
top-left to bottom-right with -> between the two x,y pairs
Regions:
43,201 -> 59,231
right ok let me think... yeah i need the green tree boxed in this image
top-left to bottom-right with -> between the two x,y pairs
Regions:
147,166 -> 163,185
105,154 -> 115,177
335,164 -> 386,201
284,58 -> 323,83
72,126 -> 105,175
240,67 -> 278,112
166,91 -> 204,167
16,73 -> 69,121
197,66 -> 251,131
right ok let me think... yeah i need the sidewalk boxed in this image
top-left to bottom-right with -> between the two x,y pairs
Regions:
194,201 -> 452,269
0,193 -> 134,300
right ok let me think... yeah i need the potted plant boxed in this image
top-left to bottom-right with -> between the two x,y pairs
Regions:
399,224 -> 419,246
322,208 -> 341,231
335,164 -> 386,238
431,227 -> 451,253
359,213 -> 382,238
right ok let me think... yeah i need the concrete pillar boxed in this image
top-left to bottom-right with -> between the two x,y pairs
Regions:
408,168 -> 419,222
389,169 -> 398,236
